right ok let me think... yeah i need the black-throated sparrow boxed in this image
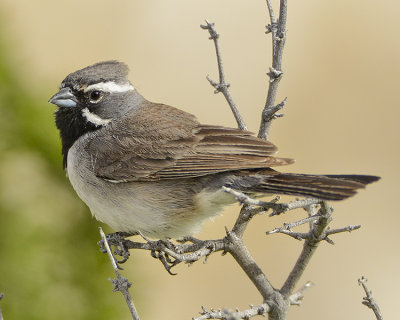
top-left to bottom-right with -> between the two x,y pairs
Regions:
49,61 -> 379,239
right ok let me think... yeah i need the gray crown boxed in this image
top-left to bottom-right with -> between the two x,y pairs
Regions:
61,60 -> 129,89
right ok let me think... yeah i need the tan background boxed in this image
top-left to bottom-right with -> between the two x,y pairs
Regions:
1,0 -> 398,319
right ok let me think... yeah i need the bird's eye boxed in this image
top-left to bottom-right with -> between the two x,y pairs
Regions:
89,90 -> 103,102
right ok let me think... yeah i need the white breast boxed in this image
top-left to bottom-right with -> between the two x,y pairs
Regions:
66,134 -> 167,235
66,134 -> 236,239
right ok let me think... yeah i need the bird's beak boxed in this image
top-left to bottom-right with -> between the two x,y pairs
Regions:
48,87 -> 78,108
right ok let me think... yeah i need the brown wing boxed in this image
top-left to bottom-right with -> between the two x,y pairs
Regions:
88,102 -> 293,182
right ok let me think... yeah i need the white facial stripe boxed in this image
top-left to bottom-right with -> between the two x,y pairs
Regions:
82,108 -> 111,126
83,81 -> 134,93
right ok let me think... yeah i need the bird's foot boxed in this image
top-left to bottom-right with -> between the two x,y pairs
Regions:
98,231 -> 137,266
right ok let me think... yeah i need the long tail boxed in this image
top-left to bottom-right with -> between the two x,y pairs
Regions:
238,172 -> 380,201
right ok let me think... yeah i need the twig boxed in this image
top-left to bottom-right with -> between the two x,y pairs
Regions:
258,0 -> 288,140
201,20 -> 248,131
267,229 -> 311,241
266,214 -> 321,236
271,198 -> 322,216
289,281 -> 314,305
265,0 -> 277,31
222,186 -> 322,216
99,228 -> 140,320
223,186 -> 285,215
266,216 -> 360,243
358,277 -> 383,320
223,186 -> 279,206
0,293 -> 4,320
193,303 -> 270,320
280,202 -> 333,296
326,225 -> 361,236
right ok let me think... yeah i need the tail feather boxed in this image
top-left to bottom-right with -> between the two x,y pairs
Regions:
324,174 -> 380,185
241,173 -> 380,201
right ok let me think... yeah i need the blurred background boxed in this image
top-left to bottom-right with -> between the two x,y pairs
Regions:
0,0 -> 398,319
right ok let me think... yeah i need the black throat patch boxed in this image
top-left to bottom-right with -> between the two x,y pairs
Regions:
55,107 -> 101,169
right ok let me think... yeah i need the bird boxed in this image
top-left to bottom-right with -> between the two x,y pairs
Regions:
49,60 -> 379,239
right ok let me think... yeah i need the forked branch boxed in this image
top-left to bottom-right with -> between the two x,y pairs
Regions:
358,277 -> 383,320
281,202 -> 333,296
201,20 -> 248,131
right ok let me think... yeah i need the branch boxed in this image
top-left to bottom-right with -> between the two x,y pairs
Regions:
358,277 -> 383,320
222,186 -> 322,216
194,304 -> 270,320
201,20 -> 248,131
281,201 -> 333,296
267,218 -> 361,243
266,214 -> 321,238
221,205 -> 290,319
102,232 -> 227,274
99,228 -> 140,320
0,293 -> 4,320
258,0 -> 288,140
225,228 -> 275,301
326,225 -> 361,237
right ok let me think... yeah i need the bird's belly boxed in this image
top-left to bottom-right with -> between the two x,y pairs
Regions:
66,142 -> 234,239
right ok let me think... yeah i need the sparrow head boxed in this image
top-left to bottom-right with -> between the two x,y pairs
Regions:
49,61 -> 143,168
49,60 -> 138,124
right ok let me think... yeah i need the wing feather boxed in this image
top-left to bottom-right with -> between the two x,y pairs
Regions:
88,103 -> 293,182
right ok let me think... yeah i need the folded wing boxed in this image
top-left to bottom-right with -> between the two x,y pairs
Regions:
87,103 -> 293,182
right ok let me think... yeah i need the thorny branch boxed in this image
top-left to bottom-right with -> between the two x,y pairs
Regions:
98,228 -> 140,320
358,277 -> 383,320
223,186 -> 323,216
201,20 -> 248,131
258,0 -> 288,140
281,202 -> 333,296
193,304 -> 270,320
267,220 -> 361,243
